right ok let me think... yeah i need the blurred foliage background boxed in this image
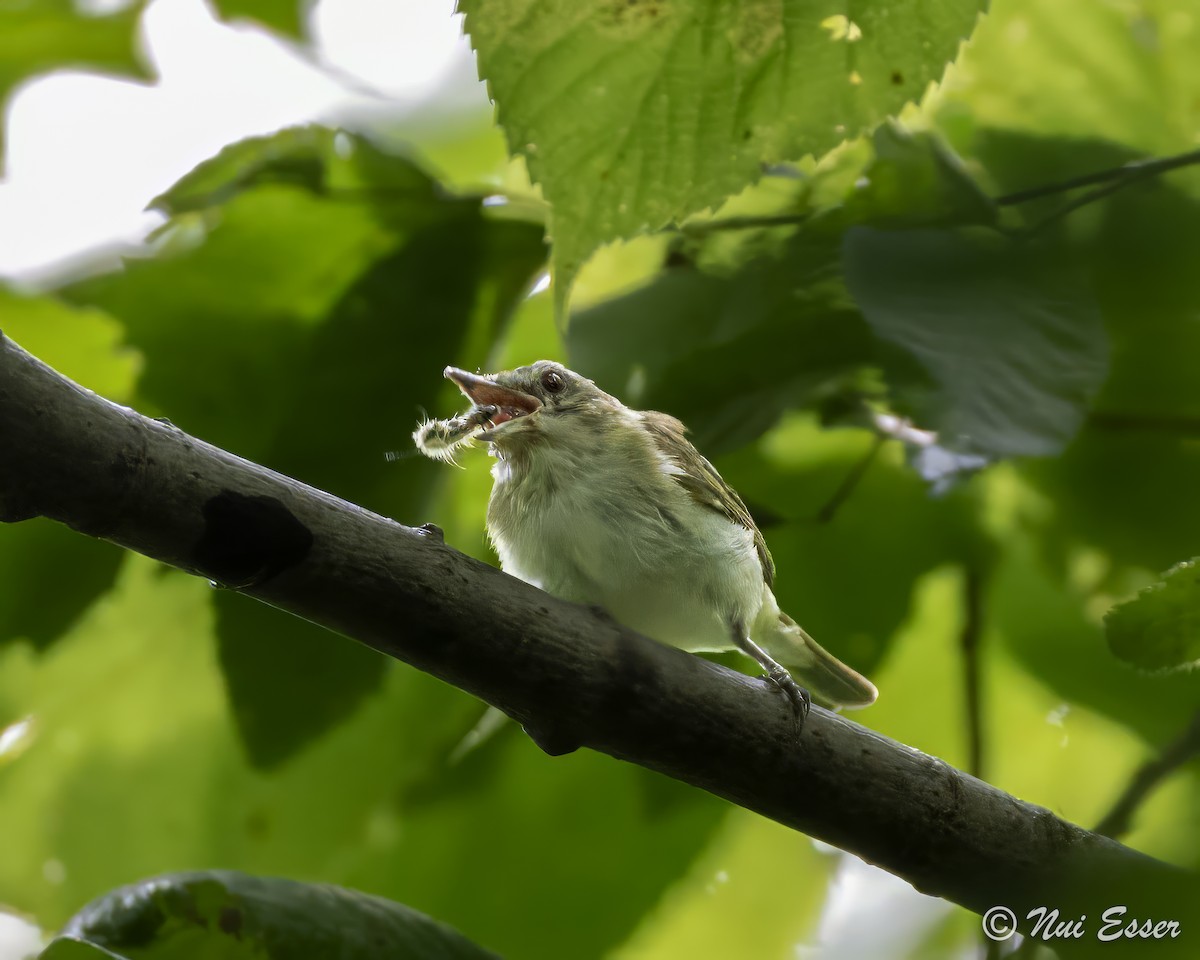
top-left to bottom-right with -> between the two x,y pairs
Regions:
1,0 -> 1199,957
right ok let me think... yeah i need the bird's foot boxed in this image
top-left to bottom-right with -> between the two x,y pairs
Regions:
733,626 -> 812,732
762,665 -> 811,724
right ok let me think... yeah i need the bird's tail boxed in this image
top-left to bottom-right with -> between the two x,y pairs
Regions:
761,613 -> 878,709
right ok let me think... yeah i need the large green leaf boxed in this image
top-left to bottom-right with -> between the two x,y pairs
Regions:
844,121 -> 996,227
66,186 -> 390,454
0,519 -> 122,651
62,871 -> 498,959
211,592 -> 386,770
0,289 -> 138,648
0,557 -> 725,959
1106,560 -> 1200,673
64,129 -> 547,766
1089,175 -> 1200,425
149,127 -> 331,215
565,123 -> 1006,460
568,226 -> 875,454
0,0 -> 150,166
460,0 -> 986,307
975,142 -> 1200,576
59,184 -> 395,766
936,0 -> 1200,155
842,226 -> 1107,459
940,134 -> 1200,741
0,287 -> 140,398
150,125 -> 442,223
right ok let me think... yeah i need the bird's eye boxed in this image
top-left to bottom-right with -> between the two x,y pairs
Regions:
541,370 -> 565,394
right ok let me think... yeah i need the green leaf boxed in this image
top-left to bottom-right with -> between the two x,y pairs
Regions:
962,141 -> 1200,586
0,287 -> 140,400
212,592 -> 386,769
0,520 -> 122,651
844,121 -> 997,227
149,128 -> 330,215
566,125 -> 995,460
0,556 -> 726,957
1106,560 -> 1200,672
568,228 -> 875,454
151,126 -> 440,220
211,0 -> 305,39
0,289 -> 138,649
460,0 -> 985,310
64,129 -> 546,766
935,0 -> 1200,155
39,939 -> 128,960
616,809 -> 833,958
62,871 -> 499,959
0,0 -> 150,166
68,188 -> 392,455
1020,424 -> 1200,585
1091,177 -> 1200,425
843,226 -> 1107,458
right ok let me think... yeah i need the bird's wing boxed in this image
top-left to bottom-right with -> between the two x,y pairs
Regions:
640,410 -> 775,587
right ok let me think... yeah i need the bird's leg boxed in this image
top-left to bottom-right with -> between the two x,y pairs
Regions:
732,621 -> 811,725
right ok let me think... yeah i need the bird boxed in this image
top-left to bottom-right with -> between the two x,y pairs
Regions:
421,359 -> 878,721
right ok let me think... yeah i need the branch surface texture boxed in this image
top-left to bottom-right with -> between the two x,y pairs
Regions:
0,333 -> 1193,956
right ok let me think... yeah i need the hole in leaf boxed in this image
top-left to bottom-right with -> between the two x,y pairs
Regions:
821,14 -> 862,42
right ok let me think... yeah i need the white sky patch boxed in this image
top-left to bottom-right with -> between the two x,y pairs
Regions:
0,0 -> 476,284
0,911 -> 43,960
802,851 -> 955,958
313,0 -> 465,99
0,716 -> 33,760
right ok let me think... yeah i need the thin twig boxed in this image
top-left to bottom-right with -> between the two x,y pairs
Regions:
994,149 -> 1200,207
814,432 -> 885,524
960,567 -> 986,780
1095,709 -> 1200,839
994,148 -> 1200,236
1018,178 -> 1140,234
672,148 -> 1200,239
814,413 -> 940,524
1088,412 -> 1200,436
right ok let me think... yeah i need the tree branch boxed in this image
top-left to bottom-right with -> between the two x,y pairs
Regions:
0,332 -> 1195,954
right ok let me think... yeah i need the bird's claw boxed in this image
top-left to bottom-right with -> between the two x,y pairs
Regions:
732,628 -> 811,731
762,666 -> 811,723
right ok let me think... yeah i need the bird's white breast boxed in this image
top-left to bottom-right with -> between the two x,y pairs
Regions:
485,417 -> 764,652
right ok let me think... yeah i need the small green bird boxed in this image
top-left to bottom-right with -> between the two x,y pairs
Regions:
420,360 -> 878,719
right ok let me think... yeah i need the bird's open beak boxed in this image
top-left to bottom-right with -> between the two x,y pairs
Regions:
444,367 -> 542,428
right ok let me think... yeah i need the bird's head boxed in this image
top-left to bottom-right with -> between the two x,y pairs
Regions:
443,360 -> 624,456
